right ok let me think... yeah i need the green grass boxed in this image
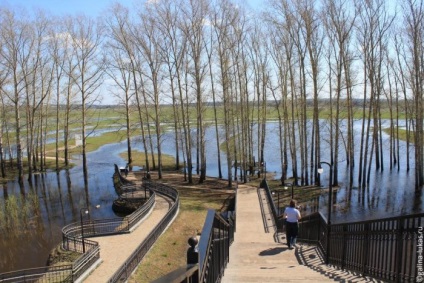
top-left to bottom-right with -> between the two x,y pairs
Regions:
128,173 -> 233,283
382,127 -> 414,142
120,150 -> 178,171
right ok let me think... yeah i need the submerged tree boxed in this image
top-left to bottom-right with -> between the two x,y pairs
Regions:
68,15 -> 104,186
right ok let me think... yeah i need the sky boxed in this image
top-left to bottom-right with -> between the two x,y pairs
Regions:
0,0 -> 264,105
1,0 -> 132,16
0,0 -> 263,17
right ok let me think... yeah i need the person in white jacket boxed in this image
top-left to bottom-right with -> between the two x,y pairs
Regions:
279,199 -> 301,249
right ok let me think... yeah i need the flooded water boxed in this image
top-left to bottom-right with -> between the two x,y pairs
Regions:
0,142 -> 129,273
154,120 -> 422,223
0,120 -> 422,273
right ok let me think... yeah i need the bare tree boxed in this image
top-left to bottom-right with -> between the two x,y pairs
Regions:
22,11 -> 54,180
68,15 -> 104,186
48,18 -> 69,171
211,0 -> 243,186
105,4 -> 151,172
401,0 -> 424,187
180,0 -> 210,183
205,6 -> 223,179
355,0 -> 394,186
0,8 -> 34,183
267,21 -> 290,184
153,0 -> 187,171
322,0 -> 356,186
133,4 -> 166,179
0,24 -> 9,178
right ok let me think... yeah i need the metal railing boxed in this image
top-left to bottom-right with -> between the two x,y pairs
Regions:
59,180 -> 156,283
298,212 -> 424,282
262,178 -> 423,282
151,264 -> 199,283
113,164 -> 132,186
198,210 -> 234,283
152,182 -> 237,283
107,181 -> 180,282
260,179 -> 286,232
0,265 -> 74,283
0,167 -> 158,283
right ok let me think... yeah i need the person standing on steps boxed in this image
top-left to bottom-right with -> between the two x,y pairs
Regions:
279,199 -> 301,249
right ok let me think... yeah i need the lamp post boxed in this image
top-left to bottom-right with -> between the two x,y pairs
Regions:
284,182 -> 294,199
318,161 -> 333,265
80,208 -> 89,253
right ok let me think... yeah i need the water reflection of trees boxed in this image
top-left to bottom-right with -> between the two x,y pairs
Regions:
0,191 -> 40,235
0,173 -> 70,272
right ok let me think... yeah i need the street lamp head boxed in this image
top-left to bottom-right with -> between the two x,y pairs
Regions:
80,207 -> 89,217
317,167 -> 324,174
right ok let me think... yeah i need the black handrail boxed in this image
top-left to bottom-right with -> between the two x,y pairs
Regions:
153,182 -> 237,283
192,182 -> 237,282
198,210 -> 233,283
260,179 -> 278,220
151,264 -> 199,283
260,179 -> 286,232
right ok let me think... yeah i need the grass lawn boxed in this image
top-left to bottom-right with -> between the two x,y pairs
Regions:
128,172 -> 234,283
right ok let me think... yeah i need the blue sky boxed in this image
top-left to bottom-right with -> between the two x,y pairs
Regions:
0,0 -> 263,105
1,0 -> 129,16
0,0 -> 263,17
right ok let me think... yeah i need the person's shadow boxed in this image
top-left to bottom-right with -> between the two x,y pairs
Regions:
258,247 -> 286,256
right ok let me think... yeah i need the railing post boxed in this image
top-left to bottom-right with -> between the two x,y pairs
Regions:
341,224 -> 347,269
187,237 -> 199,264
317,214 -> 321,243
362,222 -> 370,275
326,220 -> 332,264
187,237 -> 199,283
395,217 -> 404,282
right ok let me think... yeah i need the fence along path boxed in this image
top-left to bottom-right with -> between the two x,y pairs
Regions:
79,174 -> 173,283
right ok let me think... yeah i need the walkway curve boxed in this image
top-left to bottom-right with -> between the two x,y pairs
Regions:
80,193 -> 173,283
